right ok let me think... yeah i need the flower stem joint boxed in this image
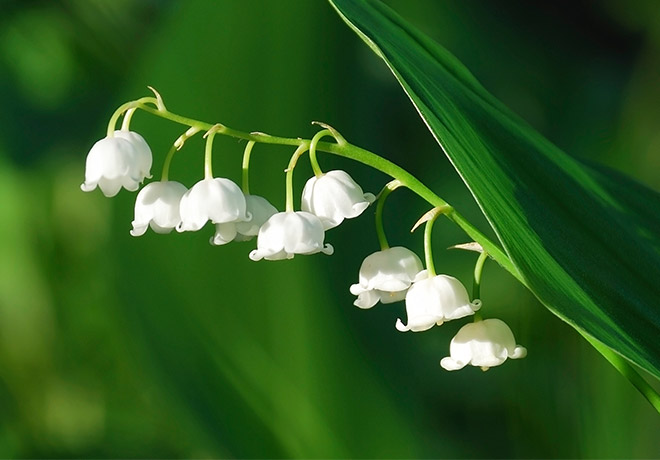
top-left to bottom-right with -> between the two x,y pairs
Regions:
81,89 -> 527,373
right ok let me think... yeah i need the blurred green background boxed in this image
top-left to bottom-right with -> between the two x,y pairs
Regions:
1,0 -> 660,457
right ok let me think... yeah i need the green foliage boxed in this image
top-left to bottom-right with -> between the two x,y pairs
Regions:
1,0 -> 660,458
329,0 -> 660,380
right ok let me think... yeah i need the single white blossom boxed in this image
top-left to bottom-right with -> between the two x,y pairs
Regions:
80,130 -> 153,197
249,211 -> 334,261
211,194 -> 278,245
396,271 -> 481,332
114,130 -> 152,179
301,170 -> 375,230
349,246 -> 423,309
177,178 -> 250,232
130,181 -> 188,236
440,318 -> 527,371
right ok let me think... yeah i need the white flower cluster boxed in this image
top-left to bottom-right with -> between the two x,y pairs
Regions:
350,247 -> 526,371
82,126 -> 526,373
81,130 -> 375,259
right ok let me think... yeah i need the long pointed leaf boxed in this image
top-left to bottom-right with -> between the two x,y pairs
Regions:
329,0 -> 660,379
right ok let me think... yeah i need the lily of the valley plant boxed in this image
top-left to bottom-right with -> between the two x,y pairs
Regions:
81,88 -> 529,374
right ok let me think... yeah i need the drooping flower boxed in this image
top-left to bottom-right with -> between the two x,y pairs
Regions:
211,194 -> 278,245
130,181 -> 188,236
396,271 -> 481,332
249,211 -> 333,261
114,130 -> 152,180
349,246 -> 423,309
440,318 -> 527,371
301,170 -> 375,230
177,178 -> 250,232
80,130 -> 153,197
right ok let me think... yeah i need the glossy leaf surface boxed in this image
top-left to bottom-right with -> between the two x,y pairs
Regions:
329,0 -> 660,378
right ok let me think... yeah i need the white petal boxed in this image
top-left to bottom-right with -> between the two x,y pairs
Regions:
132,181 -> 187,235
114,130 -> 153,180
378,289 -> 407,304
441,319 -> 526,371
96,177 -> 126,197
404,275 -> 477,326
511,345 -> 528,359
301,170 -> 374,230
178,178 -> 248,232
250,211 -> 332,261
149,222 -> 175,234
235,195 -> 278,237
349,283 -> 367,296
350,247 -> 423,309
395,314 -> 443,332
354,290 -> 381,309
211,222 -> 238,246
130,222 -> 148,237
360,247 -> 424,291
440,357 -> 466,371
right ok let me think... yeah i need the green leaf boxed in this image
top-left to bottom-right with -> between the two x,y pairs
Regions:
329,0 -> 660,379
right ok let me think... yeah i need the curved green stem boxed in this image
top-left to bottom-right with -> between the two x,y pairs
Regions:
108,96 -> 660,416
472,251 -> 488,322
204,129 -> 219,179
121,108 -> 137,131
374,180 -> 401,250
417,206 -> 450,277
309,129 -> 332,177
107,97 -> 159,137
161,127 -> 200,181
472,251 -> 488,301
424,215 -> 437,277
134,103 -> 518,279
242,141 -> 256,194
285,144 -> 310,212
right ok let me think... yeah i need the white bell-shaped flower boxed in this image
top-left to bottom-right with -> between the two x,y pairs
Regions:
177,178 -> 250,232
301,170 -> 375,230
114,130 -> 152,180
440,318 -> 527,371
130,181 -> 188,236
396,271 -> 481,332
249,211 -> 334,261
80,130 -> 153,197
349,246 -> 423,309
211,194 -> 278,245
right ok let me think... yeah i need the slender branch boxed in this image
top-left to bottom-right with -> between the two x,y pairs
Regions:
374,180 -> 401,250
115,97 -> 660,416
135,102 -> 519,279
472,251 -> 488,300
242,141 -> 256,194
